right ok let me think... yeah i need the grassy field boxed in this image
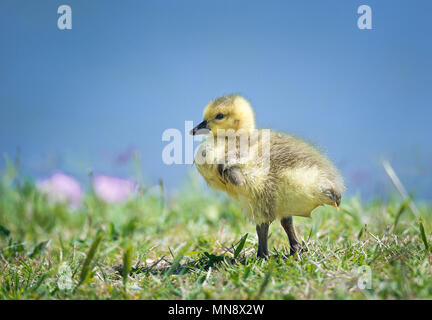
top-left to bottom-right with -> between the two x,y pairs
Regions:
1,162 -> 431,300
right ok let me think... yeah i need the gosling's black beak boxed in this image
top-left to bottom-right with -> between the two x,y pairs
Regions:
190,120 -> 209,135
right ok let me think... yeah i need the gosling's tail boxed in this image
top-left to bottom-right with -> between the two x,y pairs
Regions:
324,188 -> 341,210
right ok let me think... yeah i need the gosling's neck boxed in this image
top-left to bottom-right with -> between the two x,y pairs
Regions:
210,122 -> 257,150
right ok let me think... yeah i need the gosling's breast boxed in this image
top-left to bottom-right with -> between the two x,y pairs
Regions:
194,141 -> 230,194
194,138 -> 265,200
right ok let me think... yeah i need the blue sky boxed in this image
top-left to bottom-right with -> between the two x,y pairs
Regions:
1,0 -> 431,198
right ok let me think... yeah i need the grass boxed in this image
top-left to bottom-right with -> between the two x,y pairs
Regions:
0,162 -> 432,300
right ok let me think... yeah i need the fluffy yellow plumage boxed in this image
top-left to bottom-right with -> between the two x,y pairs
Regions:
191,94 -> 345,257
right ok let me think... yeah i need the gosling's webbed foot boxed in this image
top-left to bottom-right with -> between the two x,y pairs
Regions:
289,244 -> 300,256
256,252 -> 269,259
287,241 -> 307,257
280,251 -> 299,260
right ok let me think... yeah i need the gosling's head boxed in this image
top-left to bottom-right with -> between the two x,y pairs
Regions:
191,94 -> 256,136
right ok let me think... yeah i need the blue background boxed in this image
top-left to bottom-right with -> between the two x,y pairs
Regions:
1,0 -> 431,198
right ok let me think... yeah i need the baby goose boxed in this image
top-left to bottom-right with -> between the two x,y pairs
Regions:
191,94 -> 345,258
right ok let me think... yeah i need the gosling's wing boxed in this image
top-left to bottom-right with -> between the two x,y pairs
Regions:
218,164 -> 245,186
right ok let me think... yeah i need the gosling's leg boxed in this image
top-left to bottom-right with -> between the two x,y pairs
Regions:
281,216 -> 300,255
256,222 -> 270,258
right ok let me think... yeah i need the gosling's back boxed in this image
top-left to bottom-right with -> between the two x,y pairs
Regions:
268,132 -> 344,219
195,130 -> 345,224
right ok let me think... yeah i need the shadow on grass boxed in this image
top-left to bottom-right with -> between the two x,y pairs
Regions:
129,252 -> 245,276
114,248 -> 299,277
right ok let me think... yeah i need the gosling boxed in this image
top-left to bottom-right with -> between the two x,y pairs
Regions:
191,94 -> 345,258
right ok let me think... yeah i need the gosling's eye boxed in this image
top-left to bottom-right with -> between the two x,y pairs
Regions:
215,113 -> 224,120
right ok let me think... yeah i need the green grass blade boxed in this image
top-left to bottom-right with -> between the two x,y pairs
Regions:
357,226 -> 364,240
165,243 -> 189,277
419,217 -> 430,252
0,225 -> 10,239
234,233 -> 248,259
394,197 -> 411,229
28,240 -> 50,259
78,231 -> 103,286
255,270 -> 272,299
122,245 -> 133,286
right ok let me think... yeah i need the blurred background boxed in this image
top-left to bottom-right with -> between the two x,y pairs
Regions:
1,0 -> 431,199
